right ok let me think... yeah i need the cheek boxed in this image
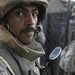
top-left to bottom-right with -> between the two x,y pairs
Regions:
8,20 -> 21,36
10,25 -> 20,37
34,18 -> 38,28
8,16 -> 21,29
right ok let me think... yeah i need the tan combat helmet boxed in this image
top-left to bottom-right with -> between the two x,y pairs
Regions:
0,0 -> 49,23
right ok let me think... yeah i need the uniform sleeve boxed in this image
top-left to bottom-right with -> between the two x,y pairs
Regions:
0,60 -> 9,75
60,41 -> 75,73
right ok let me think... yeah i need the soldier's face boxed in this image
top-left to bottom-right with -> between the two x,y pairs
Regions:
7,4 -> 39,45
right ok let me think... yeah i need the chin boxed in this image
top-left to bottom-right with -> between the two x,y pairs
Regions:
19,37 -> 33,45
22,40 -> 33,45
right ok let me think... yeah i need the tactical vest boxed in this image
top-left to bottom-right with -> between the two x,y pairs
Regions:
0,40 -> 38,75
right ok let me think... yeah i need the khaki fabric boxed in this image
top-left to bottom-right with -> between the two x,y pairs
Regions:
0,25 -> 45,61
0,26 -> 46,75
0,41 -> 41,75
60,41 -> 75,73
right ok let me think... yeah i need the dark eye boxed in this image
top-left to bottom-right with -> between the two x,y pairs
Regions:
16,11 -> 24,17
32,11 -> 39,18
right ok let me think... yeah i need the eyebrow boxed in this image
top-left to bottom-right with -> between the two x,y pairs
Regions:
20,7 -> 38,11
14,5 -> 38,12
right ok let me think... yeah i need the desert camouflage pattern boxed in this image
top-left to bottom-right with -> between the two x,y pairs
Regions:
60,41 -> 75,74
0,0 -> 48,19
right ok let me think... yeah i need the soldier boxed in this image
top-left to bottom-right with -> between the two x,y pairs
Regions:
59,5 -> 75,75
60,41 -> 75,75
0,0 -> 49,75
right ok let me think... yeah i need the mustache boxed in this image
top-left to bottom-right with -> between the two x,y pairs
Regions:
21,26 -> 36,33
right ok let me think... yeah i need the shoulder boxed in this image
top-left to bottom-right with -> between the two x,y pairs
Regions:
0,59 -> 9,75
0,56 -> 15,75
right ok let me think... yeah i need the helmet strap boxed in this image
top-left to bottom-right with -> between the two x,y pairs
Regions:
6,24 -> 11,31
6,24 -> 12,34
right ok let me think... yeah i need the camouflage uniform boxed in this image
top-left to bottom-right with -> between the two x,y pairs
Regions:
0,0 -> 49,75
60,5 -> 75,75
60,41 -> 75,75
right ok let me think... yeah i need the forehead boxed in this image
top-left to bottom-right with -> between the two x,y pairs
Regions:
11,3 -> 39,11
23,5 -> 38,12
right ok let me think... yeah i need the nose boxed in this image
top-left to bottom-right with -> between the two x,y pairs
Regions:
25,13 -> 35,25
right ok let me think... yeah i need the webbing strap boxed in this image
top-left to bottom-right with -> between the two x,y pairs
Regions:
0,41 -> 21,75
0,56 -> 15,75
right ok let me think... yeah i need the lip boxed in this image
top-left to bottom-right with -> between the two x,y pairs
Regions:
24,31 -> 34,37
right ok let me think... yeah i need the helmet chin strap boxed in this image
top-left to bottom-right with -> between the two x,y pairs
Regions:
6,24 -> 10,31
6,23 -> 16,38
34,26 -> 41,39
36,26 -> 41,34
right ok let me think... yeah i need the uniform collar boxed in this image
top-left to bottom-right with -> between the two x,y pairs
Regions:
0,25 -> 45,61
